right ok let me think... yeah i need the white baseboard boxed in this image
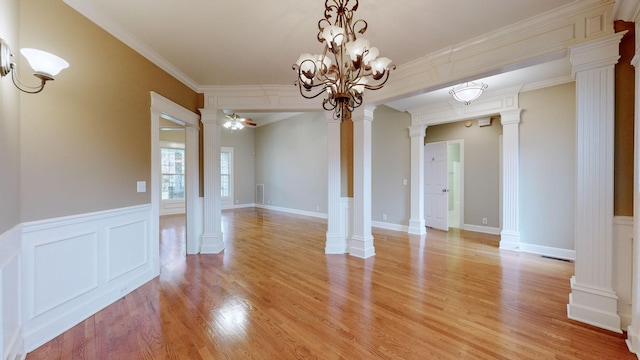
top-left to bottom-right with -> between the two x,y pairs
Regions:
519,243 -> 575,261
21,205 -> 156,352
372,221 -> 409,232
255,204 -> 327,219
463,224 -> 501,235
233,203 -> 256,209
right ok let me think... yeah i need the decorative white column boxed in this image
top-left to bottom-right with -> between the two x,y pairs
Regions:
350,105 -> 375,258
408,123 -> 427,235
567,33 -> 624,333
185,123 -> 200,255
627,25 -> 640,352
325,112 -> 347,254
199,109 -> 225,254
499,109 -> 522,250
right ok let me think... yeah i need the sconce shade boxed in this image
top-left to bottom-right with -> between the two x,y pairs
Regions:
20,48 -> 69,77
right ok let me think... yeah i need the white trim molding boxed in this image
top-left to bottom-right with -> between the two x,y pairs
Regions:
613,216 -> 634,330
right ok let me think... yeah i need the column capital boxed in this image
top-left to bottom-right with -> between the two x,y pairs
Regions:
500,109 -> 522,125
569,32 -> 626,76
199,108 -> 221,125
352,104 -> 376,123
408,124 -> 427,138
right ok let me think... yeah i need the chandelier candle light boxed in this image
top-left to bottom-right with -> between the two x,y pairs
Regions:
293,0 -> 395,121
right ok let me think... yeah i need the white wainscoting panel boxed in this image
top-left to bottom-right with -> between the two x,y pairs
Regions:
21,204 -> 155,352
614,216 -> 633,329
0,224 -> 24,360
107,220 -> 147,281
33,231 -> 99,316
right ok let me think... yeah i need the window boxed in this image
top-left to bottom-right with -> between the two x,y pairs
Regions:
161,148 -> 185,200
221,151 -> 230,198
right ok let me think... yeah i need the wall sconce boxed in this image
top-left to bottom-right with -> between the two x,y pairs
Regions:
0,38 -> 69,94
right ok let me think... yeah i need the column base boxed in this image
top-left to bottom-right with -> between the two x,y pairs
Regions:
567,276 -> 621,333
408,218 -> 427,235
499,230 -> 520,251
200,232 -> 225,254
626,324 -> 640,354
350,235 -> 375,259
325,233 -> 348,254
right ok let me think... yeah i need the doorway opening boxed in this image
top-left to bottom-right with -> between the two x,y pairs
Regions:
150,92 -> 200,276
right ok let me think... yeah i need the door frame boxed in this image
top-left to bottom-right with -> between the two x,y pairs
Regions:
447,140 -> 465,229
150,92 -> 200,265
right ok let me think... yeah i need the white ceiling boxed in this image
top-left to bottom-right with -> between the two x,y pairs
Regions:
65,0 -> 591,123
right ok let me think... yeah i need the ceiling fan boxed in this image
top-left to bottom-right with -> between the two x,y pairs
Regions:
223,113 -> 256,130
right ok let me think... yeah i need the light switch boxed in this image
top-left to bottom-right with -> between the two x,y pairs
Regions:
402,179 -> 408,186
137,181 -> 146,193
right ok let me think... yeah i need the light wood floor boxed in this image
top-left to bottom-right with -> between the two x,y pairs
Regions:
27,208 -> 634,359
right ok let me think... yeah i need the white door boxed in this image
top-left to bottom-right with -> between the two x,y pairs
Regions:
425,142 -> 449,231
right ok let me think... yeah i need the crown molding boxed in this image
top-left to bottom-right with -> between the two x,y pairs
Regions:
613,0 -> 640,22
367,0 -> 615,105
65,0 -> 615,110
63,0 -> 201,92
408,87 -> 522,126
202,85 -> 323,111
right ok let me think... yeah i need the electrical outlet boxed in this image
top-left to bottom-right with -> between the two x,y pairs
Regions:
383,214 -> 387,221
482,218 -> 488,225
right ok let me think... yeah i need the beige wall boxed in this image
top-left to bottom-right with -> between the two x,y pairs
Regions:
221,127 -> 256,205
18,0 -> 199,222
425,119 -> 503,228
372,105 -> 411,224
615,21 -> 635,217
254,112 -> 327,212
0,0 -> 20,233
520,82 -> 576,250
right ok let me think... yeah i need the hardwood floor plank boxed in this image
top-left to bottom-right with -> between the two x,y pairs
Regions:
26,209 -> 634,359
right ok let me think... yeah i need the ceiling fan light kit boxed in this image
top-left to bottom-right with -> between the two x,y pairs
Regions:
223,113 -> 256,131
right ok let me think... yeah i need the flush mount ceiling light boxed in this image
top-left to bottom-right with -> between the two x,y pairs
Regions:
293,0 -> 395,121
449,81 -> 488,105
223,113 -> 256,131
0,38 -> 69,94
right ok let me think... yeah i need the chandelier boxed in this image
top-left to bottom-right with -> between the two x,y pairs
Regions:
293,0 -> 395,121
449,81 -> 488,105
